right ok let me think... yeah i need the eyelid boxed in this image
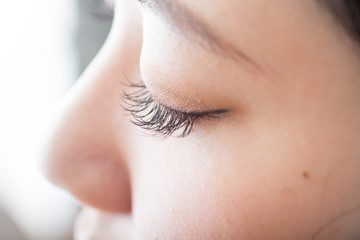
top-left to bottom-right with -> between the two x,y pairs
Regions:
156,100 -> 229,117
122,80 -> 228,138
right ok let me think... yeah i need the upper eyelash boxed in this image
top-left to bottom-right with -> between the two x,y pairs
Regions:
122,82 -> 227,138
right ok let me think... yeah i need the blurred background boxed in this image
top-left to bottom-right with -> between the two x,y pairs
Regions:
0,0 -> 112,239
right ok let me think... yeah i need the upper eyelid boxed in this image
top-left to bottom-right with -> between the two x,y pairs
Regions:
124,80 -> 228,116
122,80 -> 228,137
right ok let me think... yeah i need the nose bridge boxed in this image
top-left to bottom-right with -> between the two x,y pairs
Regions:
43,0 -> 143,213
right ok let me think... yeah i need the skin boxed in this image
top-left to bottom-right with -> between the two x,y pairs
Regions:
43,0 -> 360,239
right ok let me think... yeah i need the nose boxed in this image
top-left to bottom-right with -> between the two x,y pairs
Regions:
42,0 -> 142,213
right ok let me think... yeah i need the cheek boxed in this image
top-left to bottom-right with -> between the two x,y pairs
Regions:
130,116 -> 360,239
131,140 -> 248,238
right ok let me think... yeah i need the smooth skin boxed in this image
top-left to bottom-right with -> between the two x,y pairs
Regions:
43,0 -> 360,239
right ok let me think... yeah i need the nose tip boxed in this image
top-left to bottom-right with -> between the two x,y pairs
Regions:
42,74 -> 132,213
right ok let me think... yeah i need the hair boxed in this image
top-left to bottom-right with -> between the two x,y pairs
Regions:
320,0 -> 360,43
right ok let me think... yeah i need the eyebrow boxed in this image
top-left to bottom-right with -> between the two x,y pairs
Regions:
137,0 -> 260,70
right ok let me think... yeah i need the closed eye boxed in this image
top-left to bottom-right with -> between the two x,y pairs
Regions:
122,81 -> 228,138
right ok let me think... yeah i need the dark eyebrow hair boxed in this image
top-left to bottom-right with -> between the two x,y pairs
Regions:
137,0 -> 260,70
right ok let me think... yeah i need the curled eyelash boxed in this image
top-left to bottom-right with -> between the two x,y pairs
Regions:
122,82 -> 225,138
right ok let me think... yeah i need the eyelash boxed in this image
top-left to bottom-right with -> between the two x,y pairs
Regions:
122,81 -> 227,138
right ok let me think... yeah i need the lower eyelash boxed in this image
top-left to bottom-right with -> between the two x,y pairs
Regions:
122,82 -> 200,138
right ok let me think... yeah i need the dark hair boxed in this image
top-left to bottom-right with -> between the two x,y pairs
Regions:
320,0 -> 360,43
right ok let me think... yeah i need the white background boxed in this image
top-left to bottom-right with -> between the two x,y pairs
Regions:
0,0 -> 79,239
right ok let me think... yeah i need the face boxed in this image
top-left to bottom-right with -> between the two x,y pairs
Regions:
43,0 -> 360,239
